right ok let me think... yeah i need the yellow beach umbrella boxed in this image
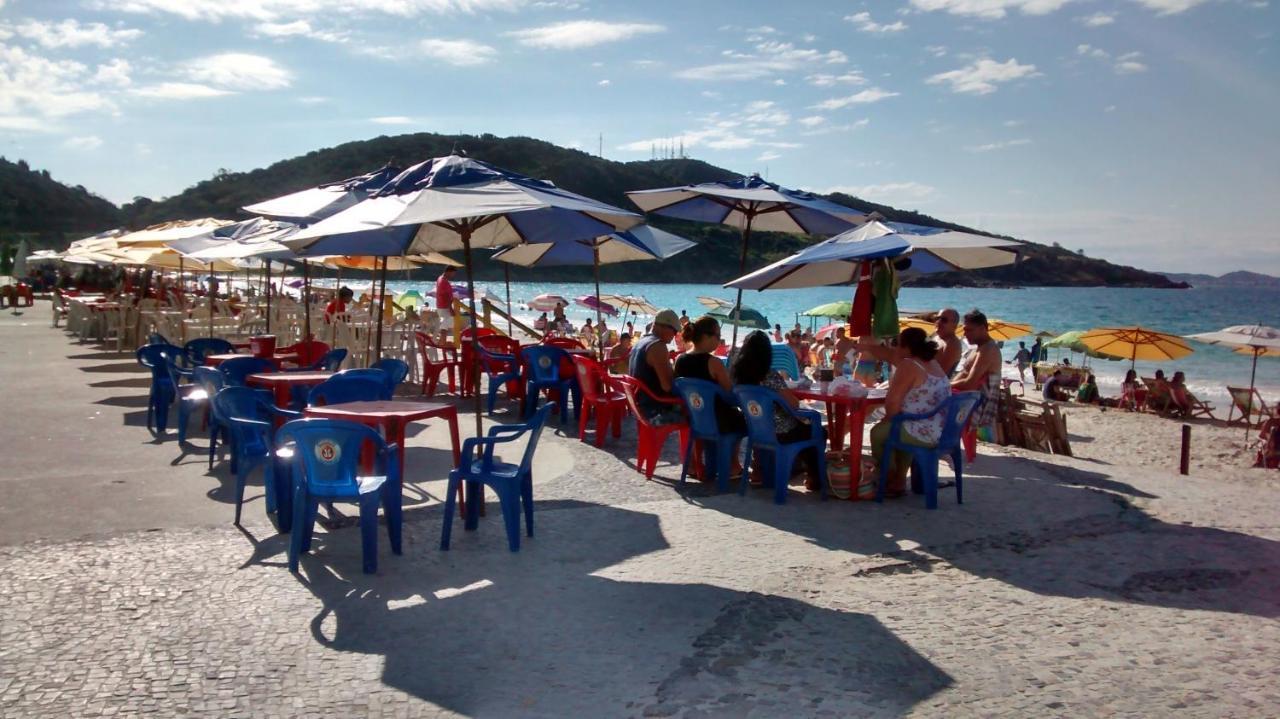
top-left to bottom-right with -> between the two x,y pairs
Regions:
1080,326 -> 1193,368
898,315 -> 1032,342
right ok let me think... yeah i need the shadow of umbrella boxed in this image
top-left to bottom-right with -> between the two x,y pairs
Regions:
291,500 -> 952,716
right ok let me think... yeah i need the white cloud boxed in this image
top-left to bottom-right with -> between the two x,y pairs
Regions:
370,116 -> 414,124
742,100 -> 790,126
1077,43 -> 1109,59
676,40 -> 846,81
810,87 -> 899,110
0,45 -> 115,130
418,38 -> 497,66
63,135 -> 103,151
845,12 -> 908,33
801,118 -> 869,136
597,79 -> 611,86
130,82 -> 234,99
92,58 -> 132,87
798,115 -> 827,127
84,0 -> 526,22
909,0 -> 1074,19
1127,0 -> 1209,14
297,95 -> 328,104
805,71 -> 866,87
927,58 -> 1038,94
505,20 -> 664,50
1078,11 -> 1116,25
1003,119 -> 1023,127
965,138 -> 1032,152
3,19 -> 143,48
925,45 -> 948,57
756,150 -> 782,161
253,20 -> 348,43
616,104 -> 804,154
184,53 -> 293,90
825,181 -> 937,205
1114,51 -> 1148,73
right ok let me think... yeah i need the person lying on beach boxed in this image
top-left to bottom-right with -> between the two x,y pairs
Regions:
675,316 -> 745,480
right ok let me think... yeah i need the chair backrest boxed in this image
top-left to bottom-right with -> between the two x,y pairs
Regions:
1228,386 -> 1265,415
937,391 -> 984,452
614,375 -> 684,429
415,331 -> 456,367
543,336 -> 585,350
210,386 -> 271,444
732,384 -> 788,448
290,340 -> 331,367
277,419 -> 391,492
334,368 -> 392,399
219,356 -> 276,387
192,365 -> 225,399
475,335 -> 520,370
184,337 -> 235,366
770,342 -> 801,380
307,375 -> 386,406
136,343 -> 182,383
674,377 -> 736,440
370,358 -> 410,392
515,404 -> 555,473
317,348 -> 347,371
146,332 -> 171,346
521,345 -> 569,384
571,355 -> 610,403
461,327 -> 497,343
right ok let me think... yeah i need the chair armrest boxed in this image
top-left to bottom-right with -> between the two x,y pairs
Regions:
487,424 -> 529,438
459,432 -> 526,473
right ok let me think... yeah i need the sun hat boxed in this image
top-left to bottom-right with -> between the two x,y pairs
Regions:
653,308 -> 680,331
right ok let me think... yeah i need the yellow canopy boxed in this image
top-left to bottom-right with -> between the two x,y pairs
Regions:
1079,326 -> 1194,364
111,218 -> 235,248
898,316 -> 1032,342
106,247 -> 242,273
323,253 -> 460,271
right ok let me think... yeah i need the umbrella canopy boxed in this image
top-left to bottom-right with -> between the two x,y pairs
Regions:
815,323 -> 844,340
1080,326 -> 1194,368
899,315 -> 1033,343
324,254 -> 459,271
598,294 -> 658,316
114,218 -> 235,248
106,247 -> 242,273
803,300 -> 852,319
726,220 -> 1022,291
181,219 -> 302,261
575,295 -> 618,317
628,174 -> 866,346
1238,346 -> 1280,358
708,307 -> 770,330
242,165 -> 402,224
529,294 -> 570,312
698,296 -> 736,313
489,224 -> 693,267
1186,325 -> 1280,427
25,249 -> 63,263
1044,330 -> 1123,360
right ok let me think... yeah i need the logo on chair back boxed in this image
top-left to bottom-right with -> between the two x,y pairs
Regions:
688,392 -> 704,411
315,439 -> 341,465
746,400 -> 764,418
538,356 -> 553,369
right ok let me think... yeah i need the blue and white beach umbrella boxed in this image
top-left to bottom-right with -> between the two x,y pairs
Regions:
241,165 -> 402,225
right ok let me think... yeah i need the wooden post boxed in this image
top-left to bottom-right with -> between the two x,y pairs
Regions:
1180,424 -> 1191,475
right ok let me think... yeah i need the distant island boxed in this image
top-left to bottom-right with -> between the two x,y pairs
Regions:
0,133 -> 1191,288
1159,270 -> 1280,289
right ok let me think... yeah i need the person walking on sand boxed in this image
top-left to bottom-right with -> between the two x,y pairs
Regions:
1011,341 -> 1032,383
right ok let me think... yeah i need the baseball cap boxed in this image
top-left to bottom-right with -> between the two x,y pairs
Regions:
653,308 -> 680,331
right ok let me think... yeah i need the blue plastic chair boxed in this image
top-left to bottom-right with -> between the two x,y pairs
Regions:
770,343 -> 802,380
287,348 -> 347,372
475,341 -> 522,415
178,365 -> 221,444
219,356 -> 275,387
146,332 -> 171,346
441,404 -> 553,553
674,378 -> 746,494
277,419 -> 402,574
369,358 -> 410,397
521,345 -> 579,424
333,368 -> 392,399
877,391 -> 983,510
212,387 -> 299,526
184,338 -> 235,367
136,343 -> 182,434
186,367 -> 226,467
733,384 -> 828,505
307,375 -> 386,407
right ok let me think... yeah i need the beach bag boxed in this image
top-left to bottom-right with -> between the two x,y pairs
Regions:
826,452 -> 851,499
857,458 -> 879,500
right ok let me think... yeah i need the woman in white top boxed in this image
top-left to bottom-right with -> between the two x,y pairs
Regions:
869,327 -> 952,497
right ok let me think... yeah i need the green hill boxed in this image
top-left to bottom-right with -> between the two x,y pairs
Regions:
3,133 -> 1185,288
0,157 -> 122,272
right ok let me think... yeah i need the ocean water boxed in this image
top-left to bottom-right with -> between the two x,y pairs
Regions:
366,278 -> 1280,407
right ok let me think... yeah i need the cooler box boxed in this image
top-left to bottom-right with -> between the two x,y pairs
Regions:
250,335 -> 277,358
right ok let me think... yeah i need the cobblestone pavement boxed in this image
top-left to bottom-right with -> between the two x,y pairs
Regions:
2,311 -> 1279,717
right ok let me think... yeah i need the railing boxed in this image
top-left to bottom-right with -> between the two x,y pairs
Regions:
446,297 -> 545,346
481,298 -> 543,341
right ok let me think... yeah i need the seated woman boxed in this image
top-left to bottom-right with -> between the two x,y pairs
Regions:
1168,371 -> 1192,417
675,316 -> 746,479
1146,369 -> 1172,413
869,327 -> 951,498
1119,369 -> 1141,411
731,330 -> 818,484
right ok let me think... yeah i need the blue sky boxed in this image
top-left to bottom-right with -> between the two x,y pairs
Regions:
1,0 -> 1276,274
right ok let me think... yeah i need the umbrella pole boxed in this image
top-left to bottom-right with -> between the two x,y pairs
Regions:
503,263 -> 513,336
264,260 -> 272,334
593,245 -> 604,360
374,256 -> 388,362
729,215 -> 754,349
208,271 -> 214,338
461,228 -> 484,444
1246,348 -> 1260,445
303,260 -> 312,342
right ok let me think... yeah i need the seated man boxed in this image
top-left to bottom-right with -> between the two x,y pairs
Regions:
606,333 -> 632,374
627,310 -> 682,425
1146,369 -> 1172,413
1043,370 -> 1069,401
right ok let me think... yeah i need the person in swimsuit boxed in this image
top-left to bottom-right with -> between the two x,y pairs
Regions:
870,327 -> 952,497
675,316 -> 746,478
951,309 -> 1003,443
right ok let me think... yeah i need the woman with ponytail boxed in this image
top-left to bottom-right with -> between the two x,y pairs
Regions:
675,316 -> 746,477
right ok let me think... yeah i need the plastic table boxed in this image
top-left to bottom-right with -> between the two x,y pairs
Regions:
304,400 -> 464,517
204,352 -> 300,369
792,386 -> 887,493
246,371 -> 334,421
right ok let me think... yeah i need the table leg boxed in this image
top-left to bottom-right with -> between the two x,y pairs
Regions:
848,404 -> 867,496
388,419 -> 405,542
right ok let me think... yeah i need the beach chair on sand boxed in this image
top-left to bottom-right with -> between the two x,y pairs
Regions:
1184,392 -> 1218,420
1141,377 -> 1173,415
1226,386 -> 1273,428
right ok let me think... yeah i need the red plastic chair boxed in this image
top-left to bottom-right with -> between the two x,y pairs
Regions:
615,376 -> 689,480
280,340 -> 330,368
414,331 -> 461,397
542,336 -> 585,350
476,335 -> 525,410
571,355 -> 626,447
459,327 -> 499,397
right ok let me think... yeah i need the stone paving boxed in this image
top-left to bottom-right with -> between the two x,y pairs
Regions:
2,310 -> 1279,717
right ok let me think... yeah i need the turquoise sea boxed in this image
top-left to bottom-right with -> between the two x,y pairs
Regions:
367,279 -> 1280,407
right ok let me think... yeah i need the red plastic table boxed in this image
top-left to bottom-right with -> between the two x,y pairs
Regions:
304,400 -> 464,517
205,352 -> 300,369
246,371 -> 335,421
792,386 -> 887,494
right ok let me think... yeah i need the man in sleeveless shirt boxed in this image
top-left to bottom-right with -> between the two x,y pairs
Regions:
628,308 -> 682,425
952,309 -> 1003,440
